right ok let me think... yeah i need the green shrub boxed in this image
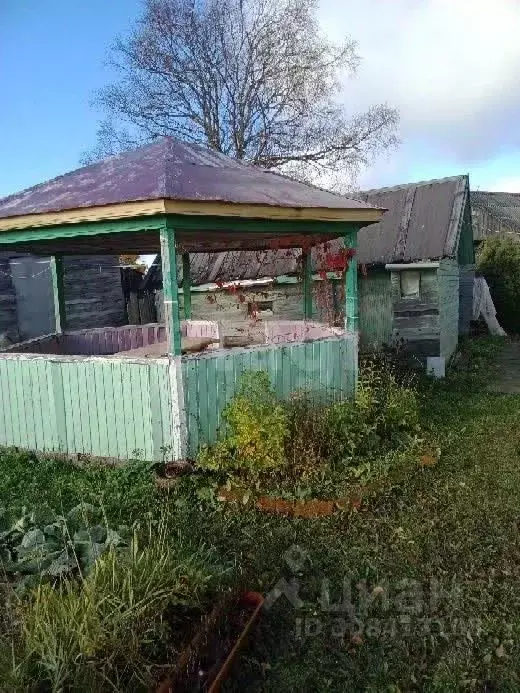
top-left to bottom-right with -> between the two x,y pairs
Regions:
324,356 -> 420,467
198,362 -> 421,484
477,234 -> 520,332
198,371 -> 289,476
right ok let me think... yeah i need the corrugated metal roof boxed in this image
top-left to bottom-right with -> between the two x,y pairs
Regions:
471,191 -> 520,239
143,175 -> 470,287
0,137 -> 375,219
357,175 -> 468,264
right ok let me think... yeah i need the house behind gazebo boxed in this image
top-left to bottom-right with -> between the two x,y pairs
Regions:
0,137 -> 382,461
141,175 -> 474,371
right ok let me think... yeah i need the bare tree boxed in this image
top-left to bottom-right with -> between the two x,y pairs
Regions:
84,0 -> 398,185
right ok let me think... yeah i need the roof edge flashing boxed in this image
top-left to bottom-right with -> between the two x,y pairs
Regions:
385,262 -> 440,271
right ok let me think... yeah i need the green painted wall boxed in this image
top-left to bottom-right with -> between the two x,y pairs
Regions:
358,270 -> 393,349
182,336 -> 357,457
0,356 -> 174,461
438,259 -> 460,359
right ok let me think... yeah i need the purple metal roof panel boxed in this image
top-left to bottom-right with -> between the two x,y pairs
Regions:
0,137 -> 374,219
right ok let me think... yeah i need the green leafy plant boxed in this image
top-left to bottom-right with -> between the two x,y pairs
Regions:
324,356 -> 420,467
198,371 -> 289,477
478,234 -> 520,333
0,503 -> 128,592
10,515 -> 225,691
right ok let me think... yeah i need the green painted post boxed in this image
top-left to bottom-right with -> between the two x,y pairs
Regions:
160,223 -> 182,356
302,247 -> 313,319
182,252 -> 192,319
50,255 -> 66,333
344,230 -> 358,332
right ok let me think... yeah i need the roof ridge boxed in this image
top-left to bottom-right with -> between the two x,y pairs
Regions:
258,167 -> 371,207
362,174 -> 467,196
472,190 -> 520,199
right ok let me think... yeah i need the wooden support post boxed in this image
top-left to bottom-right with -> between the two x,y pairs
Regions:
160,224 -> 182,356
50,255 -> 66,333
302,247 -> 313,320
182,252 -> 192,320
344,230 -> 358,332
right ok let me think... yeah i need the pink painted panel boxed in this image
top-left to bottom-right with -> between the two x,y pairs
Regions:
264,321 -> 345,345
181,320 -> 222,343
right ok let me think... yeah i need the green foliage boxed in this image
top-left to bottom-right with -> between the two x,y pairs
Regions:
477,234 -> 520,332
0,451 -> 156,525
317,357 -> 420,467
0,503 -> 128,593
198,371 -> 289,476
10,516 -> 224,691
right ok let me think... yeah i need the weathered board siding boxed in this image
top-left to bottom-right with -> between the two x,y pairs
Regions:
182,335 -> 357,457
0,354 -> 177,461
358,270 -> 393,349
63,256 -> 125,330
438,259 -> 460,359
459,265 -> 475,336
158,271 -> 389,350
0,253 -> 18,339
390,267 -> 440,360
0,254 -> 125,343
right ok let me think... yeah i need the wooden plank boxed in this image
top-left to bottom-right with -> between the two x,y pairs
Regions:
344,230 -> 359,333
50,255 -> 66,333
182,252 -> 192,319
148,364 -> 165,461
302,248 -> 313,319
160,224 -> 182,356
93,361 -> 109,456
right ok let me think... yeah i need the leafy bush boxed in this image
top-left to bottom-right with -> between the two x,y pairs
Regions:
478,234 -> 520,332
0,503 -> 128,593
198,371 -> 289,476
324,356 -> 420,467
198,362 -> 421,489
6,515 -> 226,691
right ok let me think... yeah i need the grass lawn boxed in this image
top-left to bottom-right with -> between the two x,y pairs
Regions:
2,338 -> 520,691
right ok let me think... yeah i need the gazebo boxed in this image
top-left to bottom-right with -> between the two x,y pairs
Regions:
0,138 -> 382,461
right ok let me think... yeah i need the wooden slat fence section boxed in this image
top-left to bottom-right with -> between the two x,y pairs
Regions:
0,355 -> 174,461
181,335 -> 357,457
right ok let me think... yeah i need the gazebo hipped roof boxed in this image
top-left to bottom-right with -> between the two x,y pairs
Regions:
0,137 -> 383,254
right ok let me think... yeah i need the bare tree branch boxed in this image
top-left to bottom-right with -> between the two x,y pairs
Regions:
82,0 -> 398,187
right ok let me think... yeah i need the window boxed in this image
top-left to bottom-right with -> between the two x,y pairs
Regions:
248,300 -> 274,317
400,271 -> 421,299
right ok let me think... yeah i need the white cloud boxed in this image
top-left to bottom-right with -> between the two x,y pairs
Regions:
486,177 -> 520,193
318,0 -> 520,184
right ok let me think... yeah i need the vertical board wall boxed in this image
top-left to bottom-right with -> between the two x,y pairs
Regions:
438,259 -> 460,359
359,270 -> 393,349
0,355 -> 175,461
182,336 -> 357,457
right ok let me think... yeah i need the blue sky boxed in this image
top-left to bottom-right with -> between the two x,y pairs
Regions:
1,0 -> 520,199
0,0 -> 140,197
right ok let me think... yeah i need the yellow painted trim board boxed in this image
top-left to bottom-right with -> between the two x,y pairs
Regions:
0,198 -> 383,231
